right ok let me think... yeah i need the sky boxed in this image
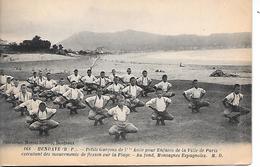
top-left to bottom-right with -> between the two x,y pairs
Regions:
0,0 -> 252,43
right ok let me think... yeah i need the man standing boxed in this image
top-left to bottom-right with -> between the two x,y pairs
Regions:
146,89 -> 174,125
29,102 -> 59,136
85,88 -> 111,126
222,84 -> 250,123
107,95 -> 138,141
183,79 -> 210,113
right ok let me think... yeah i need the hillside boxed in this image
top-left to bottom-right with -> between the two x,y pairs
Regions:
59,30 -> 251,52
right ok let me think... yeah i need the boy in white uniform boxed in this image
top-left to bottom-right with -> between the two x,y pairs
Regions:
39,73 -> 57,101
222,84 -> 250,123
183,79 -> 210,113
154,75 -> 175,98
146,89 -> 173,125
51,78 -> 70,108
85,88 -> 111,126
29,102 -> 59,136
109,69 -> 117,81
137,70 -> 155,97
106,76 -> 124,103
6,79 -> 21,106
67,69 -> 84,88
27,71 -> 38,89
0,77 -> 13,98
122,77 -> 145,112
81,69 -> 97,94
107,95 -> 138,141
63,81 -> 86,115
15,93 -> 42,123
35,71 -> 47,93
95,71 -> 112,90
14,84 -> 32,115
120,68 -> 136,85
0,69 -> 13,86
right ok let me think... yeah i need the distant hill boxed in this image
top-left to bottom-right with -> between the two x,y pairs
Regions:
59,30 -> 251,52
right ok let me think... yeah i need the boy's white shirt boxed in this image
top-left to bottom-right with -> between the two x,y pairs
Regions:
137,76 -> 151,86
38,108 -> 56,120
122,74 -> 136,83
122,85 -> 142,97
63,88 -> 84,100
108,105 -> 130,122
184,87 -> 206,99
19,99 -> 42,115
68,74 -> 82,83
155,81 -> 172,92
106,83 -> 124,92
37,76 -> 47,86
51,85 -> 69,94
146,97 -> 172,112
28,76 -> 38,83
0,83 -> 13,91
6,85 -> 21,96
85,95 -> 110,108
0,75 -> 13,85
43,79 -> 57,89
81,75 -> 97,83
109,74 -> 116,81
15,91 -> 32,102
225,92 -> 243,106
95,77 -> 111,87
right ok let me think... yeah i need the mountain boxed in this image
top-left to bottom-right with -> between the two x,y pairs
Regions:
59,30 -> 251,52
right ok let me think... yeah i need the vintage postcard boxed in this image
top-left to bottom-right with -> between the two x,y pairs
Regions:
0,0 -> 252,165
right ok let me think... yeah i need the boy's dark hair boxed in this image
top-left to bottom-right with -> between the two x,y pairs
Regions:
234,84 -> 241,89
87,69 -> 91,72
142,70 -> 147,73
100,71 -> 105,74
74,69 -> 78,72
46,72 -> 51,75
39,102 -> 46,107
162,74 -> 167,79
192,79 -> 198,83
130,77 -> 136,81
21,84 -> 26,87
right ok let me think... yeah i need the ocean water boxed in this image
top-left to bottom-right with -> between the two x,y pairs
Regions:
0,48 -> 251,85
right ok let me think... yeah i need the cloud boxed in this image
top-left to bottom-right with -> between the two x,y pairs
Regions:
0,0 -> 251,43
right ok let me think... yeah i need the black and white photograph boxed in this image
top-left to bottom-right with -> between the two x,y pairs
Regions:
0,0 -> 252,165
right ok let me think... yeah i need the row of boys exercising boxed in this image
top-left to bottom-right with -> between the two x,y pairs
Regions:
0,68 -> 250,140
